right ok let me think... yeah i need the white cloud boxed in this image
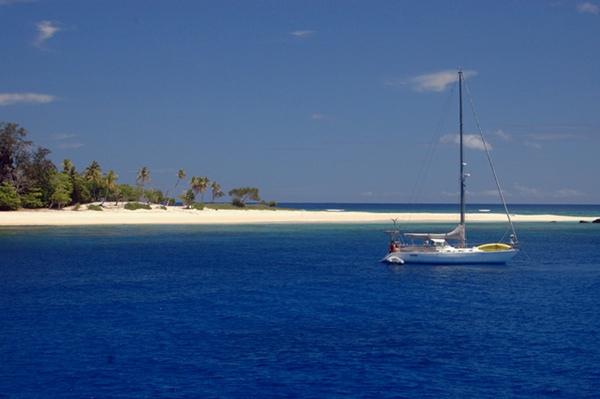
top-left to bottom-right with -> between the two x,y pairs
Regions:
513,183 -> 543,198
577,2 -> 600,14
524,141 -> 542,150
310,113 -> 325,120
57,142 -> 84,150
443,189 -> 509,198
290,30 -> 316,38
51,133 -> 82,150
440,133 -> 491,151
0,0 -> 35,5
522,133 -> 583,149
553,188 -> 584,198
477,189 -> 503,197
35,20 -> 61,47
52,133 -> 77,140
512,184 -> 585,200
526,133 -> 581,141
494,129 -> 512,141
445,189 -> 503,196
0,92 -> 55,106
410,69 -> 477,92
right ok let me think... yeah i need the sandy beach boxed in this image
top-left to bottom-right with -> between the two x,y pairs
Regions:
0,204 -> 595,226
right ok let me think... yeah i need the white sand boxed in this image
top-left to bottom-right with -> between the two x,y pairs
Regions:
0,203 -> 595,226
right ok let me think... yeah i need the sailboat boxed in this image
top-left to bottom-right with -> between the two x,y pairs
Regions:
382,71 -> 518,265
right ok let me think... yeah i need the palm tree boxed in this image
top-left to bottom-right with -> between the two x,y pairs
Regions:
190,176 -> 200,199
136,166 -> 150,203
176,169 -> 186,189
164,169 -> 186,206
84,160 -> 102,201
210,181 -> 224,203
62,159 -> 75,175
191,176 -> 210,203
181,189 -> 195,209
101,170 -> 118,205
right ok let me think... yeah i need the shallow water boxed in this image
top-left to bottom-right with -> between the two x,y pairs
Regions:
281,202 -> 600,217
1,223 -> 599,398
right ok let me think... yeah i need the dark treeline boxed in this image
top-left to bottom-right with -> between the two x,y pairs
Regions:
0,122 -> 271,211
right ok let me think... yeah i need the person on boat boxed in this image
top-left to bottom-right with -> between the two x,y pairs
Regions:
388,241 -> 399,253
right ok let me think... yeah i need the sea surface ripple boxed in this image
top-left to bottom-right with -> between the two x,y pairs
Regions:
1,223 -> 599,398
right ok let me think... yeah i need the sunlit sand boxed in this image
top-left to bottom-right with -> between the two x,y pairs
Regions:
0,203 -> 594,226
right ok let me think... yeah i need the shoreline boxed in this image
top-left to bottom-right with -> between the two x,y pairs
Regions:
0,206 -> 596,226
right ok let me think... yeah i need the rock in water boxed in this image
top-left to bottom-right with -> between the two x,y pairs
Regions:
593,219 -> 600,224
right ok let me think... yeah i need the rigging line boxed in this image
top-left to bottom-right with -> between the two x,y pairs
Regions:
499,225 -> 510,243
404,80 -> 457,224
463,79 -> 519,244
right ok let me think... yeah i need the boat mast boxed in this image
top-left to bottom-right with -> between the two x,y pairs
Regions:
459,70 -> 466,247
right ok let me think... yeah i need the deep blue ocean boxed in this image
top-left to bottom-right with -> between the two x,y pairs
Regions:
1,222 -> 600,398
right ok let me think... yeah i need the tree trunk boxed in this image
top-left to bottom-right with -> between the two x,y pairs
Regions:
101,187 -> 108,206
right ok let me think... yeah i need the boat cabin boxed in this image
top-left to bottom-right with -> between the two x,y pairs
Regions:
426,238 -> 448,248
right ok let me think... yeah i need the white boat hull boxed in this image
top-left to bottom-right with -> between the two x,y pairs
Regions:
382,248 -> 518,265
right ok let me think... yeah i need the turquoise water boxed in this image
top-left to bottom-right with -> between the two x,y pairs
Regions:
281,203 -> 600,217
1,223 -> 599,397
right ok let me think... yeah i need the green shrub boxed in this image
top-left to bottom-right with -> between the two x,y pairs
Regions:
118,184 -> 143,202
50,172 -> 73,209
21,188 -> 44,208
231,198 -> 245,208
145,189 -> 166,205
51,190 -> 71,209
72,175 -> 92,204
124,202 -> 152,210
181,189 -> 195,208
73,203 -> 81,211
87,204 -> 103,211
228,187 -> 260,206
267,201 -> 277,207
0,182 -> 21,211
160,205 -> 167,210
191,202 -> 204,210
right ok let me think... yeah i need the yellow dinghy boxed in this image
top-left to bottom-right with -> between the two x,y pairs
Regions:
477,243 -> 513,252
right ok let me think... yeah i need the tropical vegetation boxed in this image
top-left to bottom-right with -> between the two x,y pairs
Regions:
0,122 -> 275,211
228,187 -> 261,207
124,202 -> 152,211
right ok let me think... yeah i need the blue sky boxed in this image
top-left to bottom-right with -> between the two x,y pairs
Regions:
1,0 -> 599,203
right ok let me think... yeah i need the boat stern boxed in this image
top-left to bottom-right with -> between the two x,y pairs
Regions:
381,252 -> 405,264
